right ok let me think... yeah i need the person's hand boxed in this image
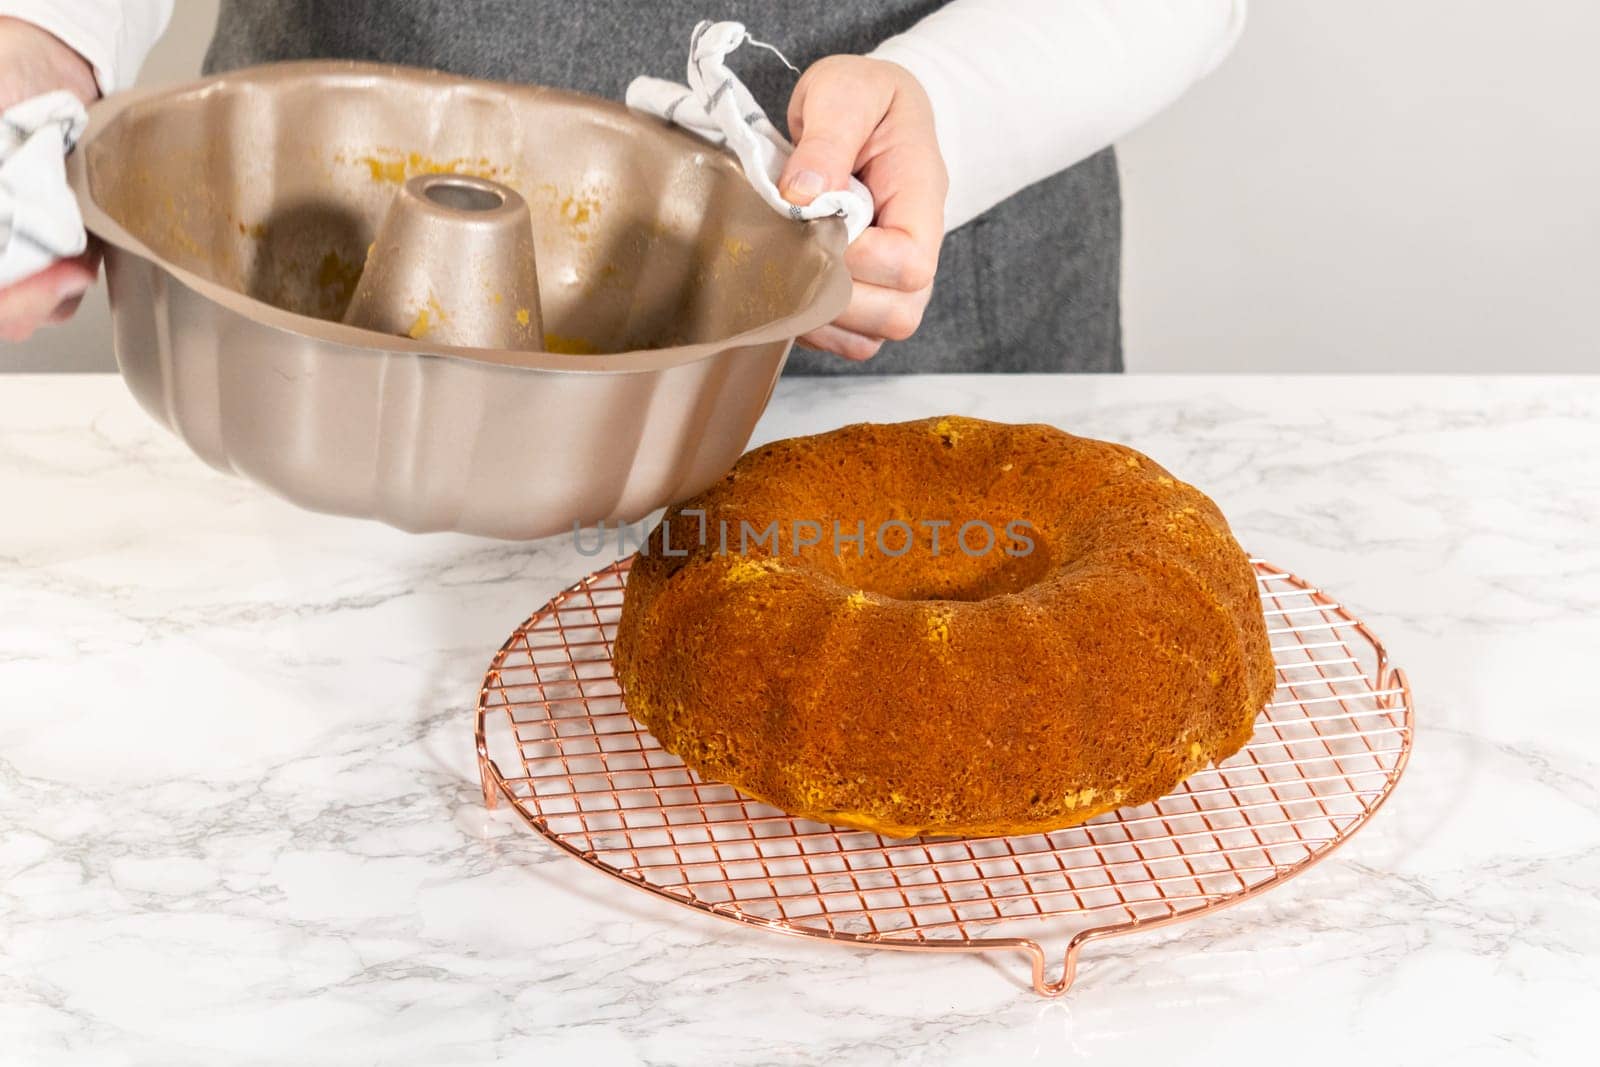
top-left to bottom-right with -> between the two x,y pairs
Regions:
0,16 -> 101,343
780,55 -> 947,362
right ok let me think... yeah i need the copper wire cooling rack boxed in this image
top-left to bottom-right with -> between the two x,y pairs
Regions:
475,558 -> 1413,997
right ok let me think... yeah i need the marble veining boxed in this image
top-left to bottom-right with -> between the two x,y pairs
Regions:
2,374 -> 1597,1064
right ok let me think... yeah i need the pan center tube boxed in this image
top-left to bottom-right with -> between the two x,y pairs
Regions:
343,173 -> 544,350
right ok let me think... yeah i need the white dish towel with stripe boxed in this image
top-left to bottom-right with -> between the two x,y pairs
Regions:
625,21 -> 875,243
0,90 -> 90,288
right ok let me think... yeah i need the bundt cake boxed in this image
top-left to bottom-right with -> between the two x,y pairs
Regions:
613,416 -> 1276,839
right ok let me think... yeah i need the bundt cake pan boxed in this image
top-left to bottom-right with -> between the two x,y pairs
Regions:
65,61 -> 850,538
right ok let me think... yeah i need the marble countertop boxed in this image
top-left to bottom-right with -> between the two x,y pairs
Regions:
2,373 -> 1596,1065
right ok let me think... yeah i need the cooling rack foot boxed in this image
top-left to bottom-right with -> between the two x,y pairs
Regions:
1020,939 -> 1081,998
479,760 -> 500,811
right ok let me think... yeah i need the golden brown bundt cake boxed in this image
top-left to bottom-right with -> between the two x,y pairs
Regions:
612,416 -> 1276,839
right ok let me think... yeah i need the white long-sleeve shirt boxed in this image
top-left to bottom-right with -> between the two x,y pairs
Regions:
0,0 -> 172,96
872,0 -> 1246,229
0,0 -> 1243,232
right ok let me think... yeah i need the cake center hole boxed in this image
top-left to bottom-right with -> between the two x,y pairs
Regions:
425,180 -> 504,212
834,527 -> 1056,602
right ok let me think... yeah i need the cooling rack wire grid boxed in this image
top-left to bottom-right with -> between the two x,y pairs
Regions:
476,557 -> 1413,997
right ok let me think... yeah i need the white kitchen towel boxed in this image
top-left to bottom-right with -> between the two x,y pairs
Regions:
625,21 -> 874,242
0,90 -> 90,288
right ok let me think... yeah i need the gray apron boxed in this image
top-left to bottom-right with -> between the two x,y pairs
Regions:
205,0 -> 1122,374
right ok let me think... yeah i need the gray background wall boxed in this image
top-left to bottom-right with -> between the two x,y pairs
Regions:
5,0 -> 1596,373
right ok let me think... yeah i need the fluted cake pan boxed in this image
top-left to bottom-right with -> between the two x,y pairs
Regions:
66,61 -> 850,538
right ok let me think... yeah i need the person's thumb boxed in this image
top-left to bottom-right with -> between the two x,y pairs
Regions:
780,131 -> 857,207
780,65 -> 882,207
